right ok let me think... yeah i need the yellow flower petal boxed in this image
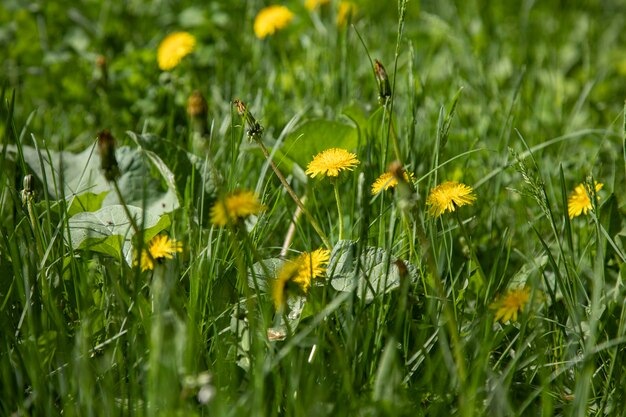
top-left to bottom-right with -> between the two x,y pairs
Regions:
254,5 -> 294,39
305,0 -> 330,11
426,181 -> 476,217
157,32 -> 196,71
135,234 -> 183,272
567,181 -> 603,219
210,190 -> 266,227
491,287 -> 532,324
371,171 -> 415,195
337,1 -> 358,27
272,248 -> 330,309
305,148 -> 360,179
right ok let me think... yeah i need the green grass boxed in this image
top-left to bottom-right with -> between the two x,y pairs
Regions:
2,0 -> 626,416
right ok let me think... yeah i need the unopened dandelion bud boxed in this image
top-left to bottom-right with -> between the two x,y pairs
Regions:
388,160 -> 405,182
21,174 -> 34,206
97,129 -> 120,182
23,174 -> 34,195
95,54 -> 108,86
187,90 -> 208,136
394,259 -> 409,279
233,99 -> 263,141
387,160 -> 415,212
374,59 -> 391,104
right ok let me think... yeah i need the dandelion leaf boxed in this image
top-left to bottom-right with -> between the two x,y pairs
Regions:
329,240 -> 417,302
3,143 -> 179,217
282,119 -> 358,170
68,205 -> 170,265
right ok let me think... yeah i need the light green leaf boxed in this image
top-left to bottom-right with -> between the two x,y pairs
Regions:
282,119 -> 358,169
68,205 -> 170,265
329,240 -> 417,302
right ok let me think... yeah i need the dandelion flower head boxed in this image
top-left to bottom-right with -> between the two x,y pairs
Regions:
211,190 -> 266,227
272,248 -> 330,309
567,181 -> 603,219
491,287 -> 532,323
371,171 -> 415,195
137,234 -> 183,272
254,5 -> 294,39
426,181 -> 476,217
337,1 -> 358,27
157,32 -> 196,71
305,0 -> 330,11
306,148 -> 360,179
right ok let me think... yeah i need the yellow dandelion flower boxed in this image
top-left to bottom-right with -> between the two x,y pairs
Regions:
210,190 -> 266,227
292,248 -> 331,292
567,181 -> 603,219
254,5 -> 294,39
157,32 -> 196,71
305,0 -> 330,11
272,248 -> 330,309
337,1 -> 358,27
272,261 -> 301,310
371,171 -> 415,195
136,234 -> 183,272
491,287 -> 532,323
305,148 -> 360,178
426,181 -> 476,217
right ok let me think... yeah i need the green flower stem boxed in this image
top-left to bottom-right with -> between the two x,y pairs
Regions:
25,197 -> 45,260
333,180 -> 344,241
256,141 -> 332,249
454,210 -> 487,286
383,103 -> 403,165
111,180 -> 156,271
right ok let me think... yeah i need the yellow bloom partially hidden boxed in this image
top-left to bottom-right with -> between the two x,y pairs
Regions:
254,5 -> 294,39
567,181 -> 603,219
211,190 -> 266,227
157,32 -> 196,71
305,0 -> 330,11
306,148 -> 360,178
426,181 -> 476,217
337,1 -> 358,27
137,234 -> 183,272
272,248 -> 331,309
371,171 -> 415,195
491,287 -> 531,323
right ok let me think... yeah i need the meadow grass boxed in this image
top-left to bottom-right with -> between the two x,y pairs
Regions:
2,0 -> 626,416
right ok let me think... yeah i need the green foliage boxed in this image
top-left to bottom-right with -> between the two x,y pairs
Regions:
2,1 -> 626,416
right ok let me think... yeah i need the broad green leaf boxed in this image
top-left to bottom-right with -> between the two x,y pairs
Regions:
127,132 -> 218,217
68,205 -> 170,265
67,192 -> 108,216
329,240 -> 417,302
508,255 -> 549,289
249,258 -> 283,293
282,119 -> 358,169
4,143 -> 179,217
